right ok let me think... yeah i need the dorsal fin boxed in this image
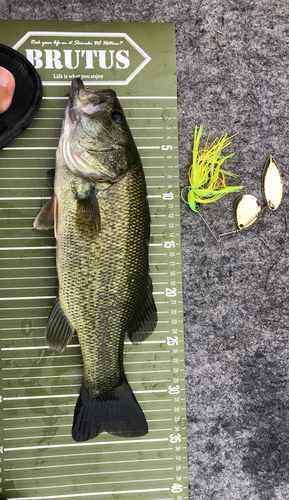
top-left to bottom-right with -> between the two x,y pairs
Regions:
126,274 -> 158,344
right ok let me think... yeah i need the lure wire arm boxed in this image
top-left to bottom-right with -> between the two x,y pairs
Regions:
198,202 -> 274,243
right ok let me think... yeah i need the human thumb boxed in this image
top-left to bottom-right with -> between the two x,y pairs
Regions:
0,67 -> 15,114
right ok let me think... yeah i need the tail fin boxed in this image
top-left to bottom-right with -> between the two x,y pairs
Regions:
72,380 -> 148,442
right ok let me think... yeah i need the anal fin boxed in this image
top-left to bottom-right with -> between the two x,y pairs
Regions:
46,297 -> 75,353
126,274 -> 158,344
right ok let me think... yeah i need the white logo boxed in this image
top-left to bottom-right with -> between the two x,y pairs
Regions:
13,31 -> 151,86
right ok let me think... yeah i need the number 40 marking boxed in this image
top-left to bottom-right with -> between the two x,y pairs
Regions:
171,483 -> 183,493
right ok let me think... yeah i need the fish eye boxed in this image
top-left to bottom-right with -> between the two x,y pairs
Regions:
111,110 -> 124,124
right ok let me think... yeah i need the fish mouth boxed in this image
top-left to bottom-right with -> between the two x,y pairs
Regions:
69,78 -> 116,123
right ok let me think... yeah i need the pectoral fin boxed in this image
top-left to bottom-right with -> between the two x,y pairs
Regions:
46,297 -> 75,353
34,196 -> 55,230
126,274 -> 158,344
75,186 -> 101,238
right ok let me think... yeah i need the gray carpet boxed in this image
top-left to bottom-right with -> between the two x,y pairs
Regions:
1,1 -> 289,499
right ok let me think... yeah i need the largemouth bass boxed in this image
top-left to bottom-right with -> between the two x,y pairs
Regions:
34,78 -> 157,442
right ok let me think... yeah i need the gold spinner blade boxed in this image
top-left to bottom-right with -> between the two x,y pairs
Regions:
262,156 -> 283,211
234,194 -> 261,230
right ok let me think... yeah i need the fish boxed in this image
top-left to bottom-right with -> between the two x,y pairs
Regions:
34,78 -> 158,442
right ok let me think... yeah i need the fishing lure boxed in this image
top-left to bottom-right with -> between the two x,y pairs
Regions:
183,125 -> 243,212
183,128 -> 283,243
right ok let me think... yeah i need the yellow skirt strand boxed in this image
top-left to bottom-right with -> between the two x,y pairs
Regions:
183,125 -> 243,212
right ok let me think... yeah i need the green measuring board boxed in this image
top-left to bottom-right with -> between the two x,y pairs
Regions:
0,20 -> 188,500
